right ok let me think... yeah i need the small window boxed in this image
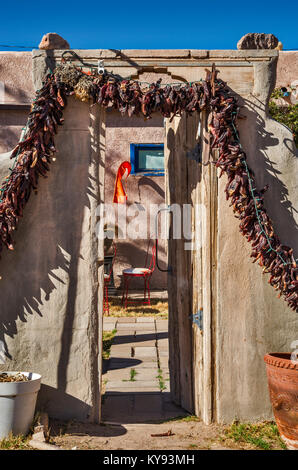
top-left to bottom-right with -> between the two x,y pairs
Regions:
130,144 -> 164,175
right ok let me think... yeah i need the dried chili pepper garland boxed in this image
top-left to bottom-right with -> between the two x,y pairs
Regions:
0,62 -> 297,312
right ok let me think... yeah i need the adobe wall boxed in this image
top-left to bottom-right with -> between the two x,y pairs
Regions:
0,48 -> 297,424
0,52 -> 34,153
0,85 -> 105,421
215,59 -> 298,422
275,51 -> 298,87
1,51 -> 296,292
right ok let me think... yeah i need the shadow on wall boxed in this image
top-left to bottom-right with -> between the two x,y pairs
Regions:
3,83 -> 32,103
238,91 -> 298,256
0,126 -> 26,153
0,83 -> 33,153
0,100 -> 102,419
137,176 -> 165,200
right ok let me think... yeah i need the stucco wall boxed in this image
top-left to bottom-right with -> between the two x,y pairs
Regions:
275,51 -> 298,87
0,49 -> 297,424
215,59 -> 298,422
0,96 -> 104,422
0,50 -> 297,291
0,52 -> 34,153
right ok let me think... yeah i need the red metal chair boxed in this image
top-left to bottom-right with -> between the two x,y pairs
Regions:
121,240 -> 156,309
103,242 -> 117,316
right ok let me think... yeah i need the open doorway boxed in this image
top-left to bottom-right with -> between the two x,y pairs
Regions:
100,103 -> 188,423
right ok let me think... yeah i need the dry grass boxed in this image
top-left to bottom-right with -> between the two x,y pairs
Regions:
220,421 -> 287,450
106,298 -> 168,318
0,433 -> 33,450
102,329 -> 117,360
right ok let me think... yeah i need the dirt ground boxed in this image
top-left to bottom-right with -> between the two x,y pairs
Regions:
106,298 -> 168,318
48,418 -> 284,451
49,419 -> 231,450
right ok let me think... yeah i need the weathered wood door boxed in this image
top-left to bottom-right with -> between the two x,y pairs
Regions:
164,112 -> 215,423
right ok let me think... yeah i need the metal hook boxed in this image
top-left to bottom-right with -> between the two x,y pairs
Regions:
98,60 -> 105,76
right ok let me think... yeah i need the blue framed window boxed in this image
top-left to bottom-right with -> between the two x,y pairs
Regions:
130,144 -> 164,176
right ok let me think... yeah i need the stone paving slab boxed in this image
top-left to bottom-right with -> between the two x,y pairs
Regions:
106,386 -> 161,395
157,338 -> 169,346
156,320 -> 168,326
101,316 -> 186,423
134,394 -> 163,413
132,360 -> 159,368
110,349 -> 133,358
107,369 -> 159,381
134,334 -> 156,342
116,323 -> 138,329
106,380 -> 159,389
109,351 -> 133,359
109,348 -> 133,357
110,344 -> 132,351
133,329 -> 156,335
103,323 -> 117,331
159,356 -> 169,364
131,340 -> 157,348
113,335 -> 136,345
115,332 -> 136,340
136,318 -> 155,323
105,369 -> 131,380
108,358 -> 143,369
155,323 -> 168,328
156,331 -> 168,338
102,395 -> 134,419
131,369 -> 159,380
133,323 -> 156,329
157,343 -> 169,351
158,350 -> 169,357
116,317 -> 136,323
133,346 -> 157,357
155,329 -> 168,334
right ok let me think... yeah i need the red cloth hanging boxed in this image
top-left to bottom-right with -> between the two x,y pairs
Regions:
113,161 -> 132,204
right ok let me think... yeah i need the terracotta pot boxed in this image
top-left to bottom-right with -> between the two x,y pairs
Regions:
264,353 -> 298,450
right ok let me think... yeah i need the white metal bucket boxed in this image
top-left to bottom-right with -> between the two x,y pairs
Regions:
0,372 -> 41,439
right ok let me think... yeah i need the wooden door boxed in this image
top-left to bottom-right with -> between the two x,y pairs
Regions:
164,111 -> 215,422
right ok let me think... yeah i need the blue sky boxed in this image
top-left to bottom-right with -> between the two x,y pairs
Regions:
0,0 -> 297,51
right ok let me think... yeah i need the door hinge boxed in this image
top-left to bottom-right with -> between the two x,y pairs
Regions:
190,308 -> 203,331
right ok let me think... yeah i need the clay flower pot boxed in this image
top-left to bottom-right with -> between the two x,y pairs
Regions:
264,353 -> 298,450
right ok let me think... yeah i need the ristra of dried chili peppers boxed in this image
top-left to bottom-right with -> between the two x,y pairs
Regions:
206,65 -> 298,312
0,62 -> 296,312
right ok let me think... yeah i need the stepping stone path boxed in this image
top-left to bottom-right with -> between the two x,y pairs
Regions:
102,317 -> 186,423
